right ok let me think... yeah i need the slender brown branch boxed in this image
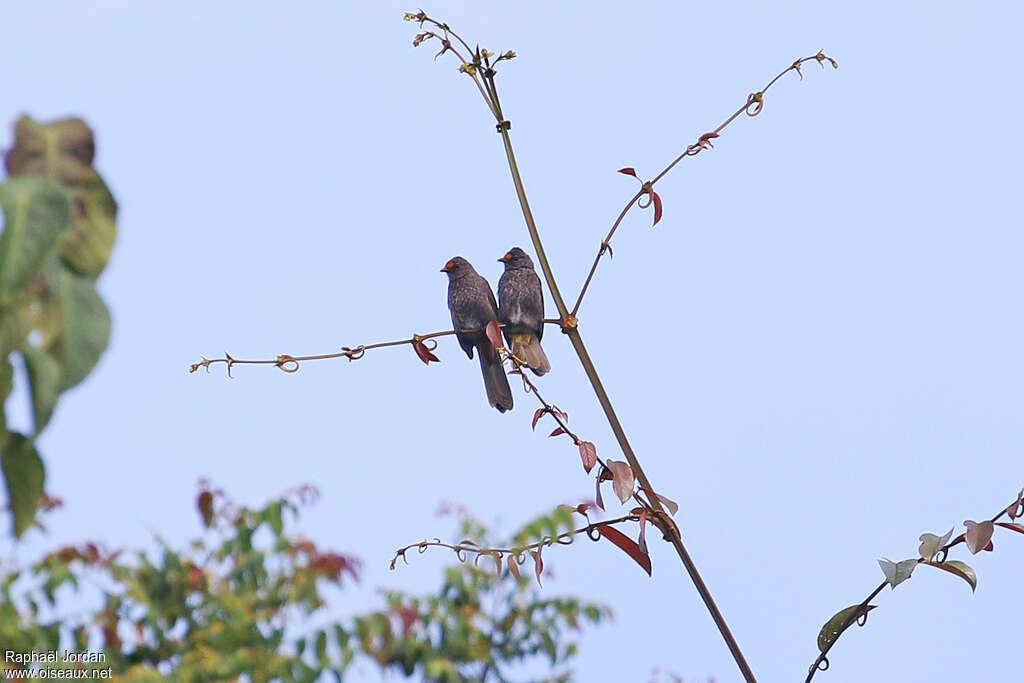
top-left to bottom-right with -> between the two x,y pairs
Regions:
571,52 -> 838,317
188,328 -> 459,376
390,513 -> 636,570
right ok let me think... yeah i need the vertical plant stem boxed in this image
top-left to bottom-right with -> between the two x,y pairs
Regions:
491,78 -> 757,683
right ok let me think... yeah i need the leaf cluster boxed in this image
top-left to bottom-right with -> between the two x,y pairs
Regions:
0,115 -> 117,537
0,487 -> 608,682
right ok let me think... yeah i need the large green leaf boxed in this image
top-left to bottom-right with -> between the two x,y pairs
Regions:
62,169 -> 117,277
0,177 -> 72,296
0,432 -> 45,538
4,116 -> 117,278
51,267 -> 111,391
21,345 -> 62,435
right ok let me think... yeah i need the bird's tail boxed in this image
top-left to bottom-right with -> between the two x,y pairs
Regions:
510,333 -> 551,376
478,347 -> 514,413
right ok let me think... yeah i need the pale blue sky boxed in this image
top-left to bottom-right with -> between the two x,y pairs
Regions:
2,1 -> 1023,681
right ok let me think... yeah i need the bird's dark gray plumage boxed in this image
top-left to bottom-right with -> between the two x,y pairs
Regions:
442,256 -> 514,413
497,247 -> 551,376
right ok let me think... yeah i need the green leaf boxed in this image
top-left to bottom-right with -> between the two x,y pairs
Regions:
52,267 -> 111,391
266,500 -> 284,536
4,116 -> 118,278
816,604 -> 877,652
315,629 -> 328,664
20,344 -> 62,435
878,557 -> 917,588
0,432 -> 45,538
0,177 -> 72,296
60,169 -> 117,278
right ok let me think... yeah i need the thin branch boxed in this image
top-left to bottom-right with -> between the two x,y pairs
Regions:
806,489 -> 1024,681
188,328 -> 459,377
571,51 -> 838,316
390,513 -> 636,570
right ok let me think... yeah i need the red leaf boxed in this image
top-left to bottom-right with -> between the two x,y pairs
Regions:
548,427 -> 566,438
508,554 -> 521,579
650,190 -> 663,226
310,551 -> 363,584
698,131 -> 719,147
531,408 -> 545,430
964,520 -> 995,554
995,521 -> 1024,536
607,460 -> 635,503
578,441 -> 598,474
40,492 -> 64,511
1007,488 -> 1024,521
617,167 -> 637,177
637,509 -> 649,554
485,320 -> 505,355
197,491 -> 214,528
413,340 -> 440,365
595,475 -> 605,511
597,524 -> 652,576
531,547 -> 544,587
640,487 -> 679,516
394,606 -> 419,635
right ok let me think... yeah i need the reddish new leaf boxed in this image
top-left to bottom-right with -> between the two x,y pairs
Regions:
413,340 -> 440,365
617,167 -> 638,178
531,407 -> 545,430
485,320 -> 505,355
964,520 -> 995,554
548,427 -> 566,438
995,521 -> 1024,536
578,441 -> 598,473
40,493 -> 64,511
637,509 -> 649,554
1007,488 -> 1024,521
197,490 -> 214,528
531,546 -> 544,587
642,487 -> 679,516
697,131 -> 719,148
597,523 -> 652,576
650,190 -> 663,226
508,554 -> 521,579
925,559 -> 977,591
607,460 -> 635,503
394,606 -> 419,635
595,475 -> 605,511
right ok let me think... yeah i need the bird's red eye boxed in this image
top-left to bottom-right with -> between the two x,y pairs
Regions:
445,261 -> 454,269
504,253 -> 512,260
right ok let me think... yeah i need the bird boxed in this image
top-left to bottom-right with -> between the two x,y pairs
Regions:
442,256 -> 514,413
497,247 -> 550,376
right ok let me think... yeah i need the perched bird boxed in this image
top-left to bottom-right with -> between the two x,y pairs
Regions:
442,256 -> 514,413
497,247 -> 551,376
